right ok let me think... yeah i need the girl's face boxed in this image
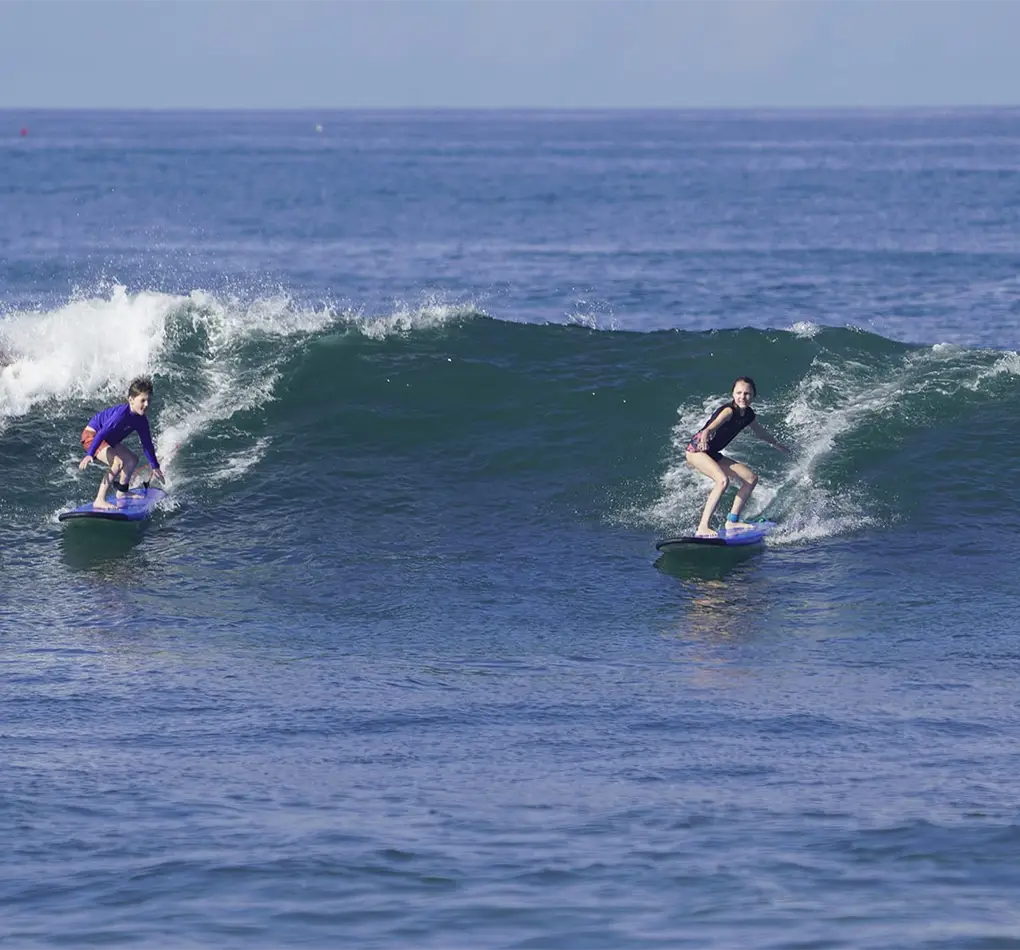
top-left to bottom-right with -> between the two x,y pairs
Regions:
732,381 -> 755,409
128,392 -> 151,415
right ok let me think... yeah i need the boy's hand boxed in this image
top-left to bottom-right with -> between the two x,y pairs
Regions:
78,456 -> 92,471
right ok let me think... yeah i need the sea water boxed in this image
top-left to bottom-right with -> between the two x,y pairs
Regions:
3,109 -> 1020,948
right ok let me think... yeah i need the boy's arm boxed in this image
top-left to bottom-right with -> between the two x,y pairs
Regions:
136,416 -> 160,470
87,405 -> 127,457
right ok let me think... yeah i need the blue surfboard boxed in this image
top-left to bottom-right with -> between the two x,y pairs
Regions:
655,520 -> 776,552
58,486 -> 167,523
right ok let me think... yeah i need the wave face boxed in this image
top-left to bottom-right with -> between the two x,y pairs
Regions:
3,286 -> 1017,549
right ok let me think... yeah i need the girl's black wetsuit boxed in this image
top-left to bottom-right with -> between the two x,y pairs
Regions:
686,402 -> 755,461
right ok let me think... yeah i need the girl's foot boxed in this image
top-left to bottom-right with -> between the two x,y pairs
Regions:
93,498 -> 117,510
695,529 -> 718,538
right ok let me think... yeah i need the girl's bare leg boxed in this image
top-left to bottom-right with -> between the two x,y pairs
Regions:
686,451 -> 730,537
718,456 -> 759,527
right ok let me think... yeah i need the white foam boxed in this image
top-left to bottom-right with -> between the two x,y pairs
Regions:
152,290 -> 336,486
966,349 -> 1020,389
354,295 -> 481,340
735,340 -> 1006,539
0,284 -> 335,487
788,321 -> 822,339
0,285 -> 173,420
206,437 -> 272,486
185,289 -> 336,340
567,298 -> 618,331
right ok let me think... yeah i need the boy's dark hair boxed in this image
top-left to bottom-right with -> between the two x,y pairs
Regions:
128,376 -> 154,398
733,376 -> 757,398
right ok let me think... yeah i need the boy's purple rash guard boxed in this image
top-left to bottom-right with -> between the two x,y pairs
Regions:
86,404 -> 160,469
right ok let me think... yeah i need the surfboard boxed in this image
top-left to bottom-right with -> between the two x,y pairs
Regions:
58,486 -> 167,523
655,521 -> 776,552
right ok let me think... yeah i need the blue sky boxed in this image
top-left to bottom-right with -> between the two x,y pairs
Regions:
2,0 -> 1018,109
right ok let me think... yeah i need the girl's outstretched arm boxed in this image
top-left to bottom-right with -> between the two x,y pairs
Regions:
750,420 -> 790,453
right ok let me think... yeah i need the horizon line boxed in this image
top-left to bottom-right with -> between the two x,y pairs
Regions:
4,104 -> 1020,114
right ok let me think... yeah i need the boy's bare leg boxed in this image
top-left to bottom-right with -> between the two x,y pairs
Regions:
91,445 -> 133,508
93,469 -> 116,509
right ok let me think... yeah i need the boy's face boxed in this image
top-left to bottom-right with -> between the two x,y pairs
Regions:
128,392 -> 151,415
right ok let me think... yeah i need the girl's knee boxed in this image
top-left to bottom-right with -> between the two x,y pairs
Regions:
715,476 -> 730,492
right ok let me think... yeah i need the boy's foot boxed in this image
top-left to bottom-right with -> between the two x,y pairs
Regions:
695,529 -> 718,538
92,498 -> 117,510
724,520 -> 754,531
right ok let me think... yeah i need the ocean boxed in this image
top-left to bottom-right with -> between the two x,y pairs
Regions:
3,108 -> 1020,948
